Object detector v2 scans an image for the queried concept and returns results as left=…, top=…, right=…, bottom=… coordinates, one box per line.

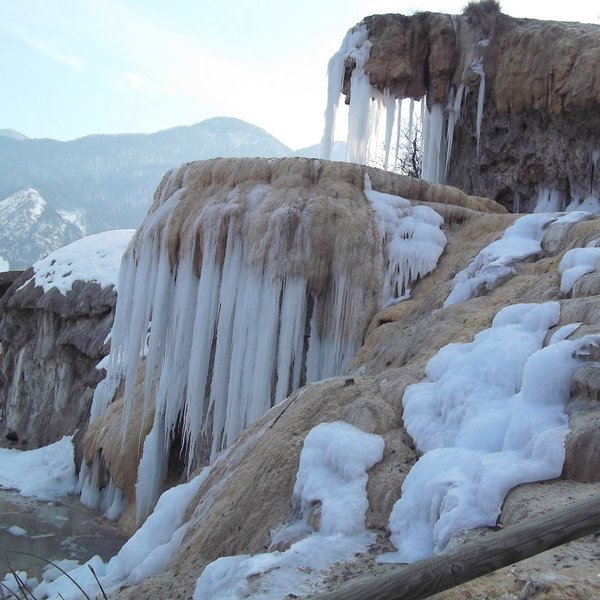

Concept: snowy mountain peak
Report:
left=0, top=128, right=29, bottom=141
left=0, top=188, right=46, bottom=219
left=0, top=188, right=82, bottom=270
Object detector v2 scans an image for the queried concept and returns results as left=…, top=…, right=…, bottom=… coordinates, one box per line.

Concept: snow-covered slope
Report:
left=0, top=188, right=82, bottom=270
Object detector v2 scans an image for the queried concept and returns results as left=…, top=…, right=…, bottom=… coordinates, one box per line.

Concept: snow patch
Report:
left=193, top=533, right=372, bottom=600
left=0, top=188, right=44, bottom=215
left=7, top=525, right=28, bottom=537
left=444, top=212, right=590, bottom=306
left=57, top=209, right=87, bottom=234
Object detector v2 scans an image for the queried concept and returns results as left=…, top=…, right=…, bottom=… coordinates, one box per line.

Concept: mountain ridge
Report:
left=0, top=117, right=297, bottom=234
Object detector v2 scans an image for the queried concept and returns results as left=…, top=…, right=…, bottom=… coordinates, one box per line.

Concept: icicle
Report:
left=135, top=419, right=169, bottom=525
left=421, top=104, right=445, bottom=184
left=407, top=99, right=415, bottom=149
left=444, top=84, right=465, bottom=180
left=322, top=23, right=412, bottom=167
left=345, top=69, right=374, bottom=164
left=182, top=230, right=224, bottom=468
left=565, top=194, right=600, bottom=214
left=393, top=99, right=403, bottom=172
left=477, top=75, right=485, bottom=155
left=321, top=24, right=370, bottom=161
left=419, top=100, right=427, bottom=166
left=382, top=90, right=396, bottom=171
left=514, top=192, right=521, bottom=214
left=470, top=58, right=486, bottom=155
left=533, top=187, right=566, bottom=213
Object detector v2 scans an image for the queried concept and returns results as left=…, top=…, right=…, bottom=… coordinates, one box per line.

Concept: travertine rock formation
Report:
left=81, top=157, right=502, bottom=524
left=107, top=177, right=600, bottom=599
left=5, top=157, right=600, bottom=598
left=341, top=5, right=600, bottom=211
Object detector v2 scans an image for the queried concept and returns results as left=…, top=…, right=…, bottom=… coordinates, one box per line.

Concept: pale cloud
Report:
left=2, top=23, right=85, bottom=71
left=120, top=73, right=176, bottom=96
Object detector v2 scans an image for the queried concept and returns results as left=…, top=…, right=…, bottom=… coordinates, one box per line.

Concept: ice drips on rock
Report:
left=381, top=302, right=598, bottom=563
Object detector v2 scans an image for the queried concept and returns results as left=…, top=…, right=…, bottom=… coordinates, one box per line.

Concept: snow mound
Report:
left=194, top=421, right=383, bottom=599
left=27, top=229, right=135, bottom=294
left=558, top=246, right=600, bottom=294
left=0, top=436, right=77, bottom=500
left=293, top=421, right=385, bottom=534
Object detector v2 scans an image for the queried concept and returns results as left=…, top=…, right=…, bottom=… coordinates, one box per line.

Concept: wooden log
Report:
left=314, top=495, right=600, bottom=600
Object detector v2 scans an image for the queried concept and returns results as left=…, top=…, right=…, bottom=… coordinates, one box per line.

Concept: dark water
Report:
left=0, top=490, right=128, bottom=580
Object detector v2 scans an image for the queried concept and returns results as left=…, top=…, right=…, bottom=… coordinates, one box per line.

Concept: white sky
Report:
left=1, top=1, right=598, bottom=149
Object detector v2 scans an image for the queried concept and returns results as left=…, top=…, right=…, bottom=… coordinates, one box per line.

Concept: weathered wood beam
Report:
left=315, top=495, right=600, bottom=600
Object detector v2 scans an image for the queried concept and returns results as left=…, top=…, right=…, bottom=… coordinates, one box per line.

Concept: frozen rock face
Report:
left=0, top=274, right=115, bottom=451
left=334, top=6, right=600, bottom=211
left=0, top=231, right=133, bottom=453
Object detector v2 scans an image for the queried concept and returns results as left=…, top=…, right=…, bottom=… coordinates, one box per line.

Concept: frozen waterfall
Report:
left=321, top=23, right=490, bottom=185
left=81, top=159, right=447, bottom=521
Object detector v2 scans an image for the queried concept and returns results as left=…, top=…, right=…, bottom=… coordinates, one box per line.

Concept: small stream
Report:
left=0, top=490, right=128, bottom=581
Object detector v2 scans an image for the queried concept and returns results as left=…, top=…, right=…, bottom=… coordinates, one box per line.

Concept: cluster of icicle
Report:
left=534, top=185, right=600, bottom=215
left=364, top=174, right=446, bottom=305
left=320, top=23, right=487, bottom=185
left=80, top=159, right=446, bottom=522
